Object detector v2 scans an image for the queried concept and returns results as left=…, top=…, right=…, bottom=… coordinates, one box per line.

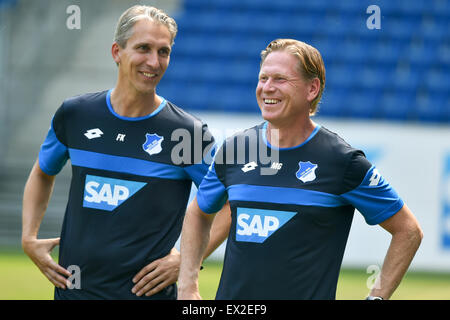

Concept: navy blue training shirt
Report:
left=197, top=122, right=404, bottom=300
left=39, top=89, right=215, bottom=299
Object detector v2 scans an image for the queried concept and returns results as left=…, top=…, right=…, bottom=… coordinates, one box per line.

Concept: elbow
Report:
left=408, top=224, right=424, bottom=248
left=417, top=226, right=424, bottom=245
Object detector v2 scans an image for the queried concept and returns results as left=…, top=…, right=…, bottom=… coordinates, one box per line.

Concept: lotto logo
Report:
left=241, top=161, right=258, bottom=173
left=83, top=175, right=146, bottom=211
left=236, top=208, right=297, bottom=243
left=84, top=128, right=103, bottom=139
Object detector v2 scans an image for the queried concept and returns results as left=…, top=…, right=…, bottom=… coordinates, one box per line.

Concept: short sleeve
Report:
left=183, top=123, right=216, bottom=188
left=38, top=106, right=69, bottom=175
left=340, top=152, right=404, bottom=225
left=196, top=146, right=228, bottom=214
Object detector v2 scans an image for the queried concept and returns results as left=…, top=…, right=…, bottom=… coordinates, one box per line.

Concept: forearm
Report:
left=22, top=160, right=55, bottom=244
left=370, top=228, right=422, bottom=299
left=178, top=199, right=214, bottom=295
left=202, top=201, right=231, bottom=261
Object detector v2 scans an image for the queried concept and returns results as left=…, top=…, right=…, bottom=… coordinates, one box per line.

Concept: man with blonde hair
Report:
left=22, top=5, right=228, bottom=300
left=178, top=39, right=423, bottom=300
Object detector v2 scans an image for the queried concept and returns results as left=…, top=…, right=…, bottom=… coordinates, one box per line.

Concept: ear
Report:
left=307, top=78, right=321, bottom=103
left=111, top=42, right=121, bottom=65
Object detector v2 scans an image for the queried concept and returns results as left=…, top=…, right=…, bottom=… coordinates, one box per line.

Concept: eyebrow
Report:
left=259, top=72, right=287, bottom=78
left=160, top=46, right=171, bottom=53
left=134, top=42, right=171, bottom=52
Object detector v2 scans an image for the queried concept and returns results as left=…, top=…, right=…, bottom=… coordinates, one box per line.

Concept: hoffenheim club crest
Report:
left=295, top=161, right=318, bottom=183
left=142, top=133, right=164, bottom=156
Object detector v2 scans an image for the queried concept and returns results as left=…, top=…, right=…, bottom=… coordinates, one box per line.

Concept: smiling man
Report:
left=22, top=5, right=229, bottom=300
left=178, top=39, right=423, bottom=300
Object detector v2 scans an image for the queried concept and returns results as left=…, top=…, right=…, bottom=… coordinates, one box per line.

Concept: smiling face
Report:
left=256, top=50, right=319, bottom=127
left=112, top=18, right=172, bottom=95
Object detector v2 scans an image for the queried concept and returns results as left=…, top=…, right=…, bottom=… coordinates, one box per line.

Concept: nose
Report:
left=146, top=51, right=160, bottom=70
left=262, top=78, right=276, bottom=93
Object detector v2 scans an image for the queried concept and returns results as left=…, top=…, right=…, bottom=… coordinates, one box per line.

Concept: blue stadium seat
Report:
left=407, top=39, right=437, bottom=66
left=0, top=0, right=17, bottom=8
left=227, top=60, right=259, bottom=84
left=169, top=0, right=449, bottom=123
left=213, top=85, right=258, bottom=112
left=396, top=0, right=427, bottom=14
left=365, top=39, right=404, bottom=64
left=326, top=63, right=357, bottom=89
left=359, top=65, right=387, bottom=90
left=183, top=0, right=215, bottom=10
left=186, top=35, right=252, bottom=59
left=383, top=18, right=418, bottom=41
left=317, top=12, right=357, bottom=37
left=256, top=13, right=290, bottom=35
left=334, top=0, right=365, bottom=13
left=391, top=64, right=421, bottom=91
left=282, top=13, right=321, bottom=36
left=173, top=34, right=206, bottom=56
left=318, top=88, right=347, bottom=117
left=162, top=58, right=193, bottom=80
left=414, top=93, right=447, bottom=123
left=379, top=92, right=414, bottom=120
left=344, top=90, right=379, bottom=119
left=425, top=68, right=450, bottom=93
left=437, top=41, right=450, bottom=65
left=292, top=0, right=334, bottom=12
left=189, top=83, right=218, bottom=110
left=419, top=16, right=449, bottom=41
left=333, top=38, right=369, bottom=63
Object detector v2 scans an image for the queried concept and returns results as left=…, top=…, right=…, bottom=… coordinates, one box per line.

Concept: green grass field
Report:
left=1, top=251, right=449, bottom=300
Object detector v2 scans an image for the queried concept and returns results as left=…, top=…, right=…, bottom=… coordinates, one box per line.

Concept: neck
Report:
left=266, top=117, right=316, bottom=149
left=110, top=83, right=160, bottom=118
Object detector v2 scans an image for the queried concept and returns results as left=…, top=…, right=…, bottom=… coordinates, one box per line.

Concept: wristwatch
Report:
left=365, top=296, right=384, bottom=300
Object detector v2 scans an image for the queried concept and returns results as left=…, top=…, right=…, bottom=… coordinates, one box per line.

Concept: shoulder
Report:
left=63, top=90, right=107, bottom=107
left=214, top=124, right=261, bottom=166
left=163, top=100, right=208, bottom=130
left=316, top=126, right=354, bottom=155
left=312, top=125, right=372, bottom=192
left=57, top=90, right=108, bottom=117
left=312, top=125, right=368, bottom=166
left=52, top=90, right=107, bottom=127
left=223, top=124, right=261, bottom=146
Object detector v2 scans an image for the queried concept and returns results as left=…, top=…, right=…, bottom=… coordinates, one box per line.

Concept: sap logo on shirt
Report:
left=83, top=175, right=147, bottom=211
left=236, top=208, right=297, bottom=243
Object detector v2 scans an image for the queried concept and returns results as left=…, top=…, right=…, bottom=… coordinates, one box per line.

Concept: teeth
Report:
left=142, top=72, right=156, bottom=78
left=264, top=99, right=280, bottom=104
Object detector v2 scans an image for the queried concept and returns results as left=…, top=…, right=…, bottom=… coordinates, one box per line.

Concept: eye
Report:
left=137, top=44, right=149, bottom=52
left=158, top=48, right=170, bottom=57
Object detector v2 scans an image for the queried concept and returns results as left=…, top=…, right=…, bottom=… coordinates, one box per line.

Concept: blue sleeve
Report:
left=196, top=162, right=228, bottom=214
left=341, top=165, right=404, bottom=225
left=183, top=125, right=216, bottom=188
left=184, top=162, right=211, bottom=188
left=38, top=117, right=69, bottom=175
left=184, top=141, right=217, bottom=188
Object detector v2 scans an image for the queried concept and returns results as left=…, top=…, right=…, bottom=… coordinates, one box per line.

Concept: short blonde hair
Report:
left=260, top=39, right=326, bottom=115
left=114, top=5, right=178, bottom=48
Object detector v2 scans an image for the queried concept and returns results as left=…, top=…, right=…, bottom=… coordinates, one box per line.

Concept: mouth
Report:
left=140, top=71, right=158, bottom=79
left=263, top=98, right=281, bottom=105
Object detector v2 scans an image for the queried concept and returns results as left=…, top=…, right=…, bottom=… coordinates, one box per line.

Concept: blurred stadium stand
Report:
left=0, top=0, right=448, bottom=249
left=158, top=0, right=449, bottom=122
left=0, top=0, right=180, bottom=247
